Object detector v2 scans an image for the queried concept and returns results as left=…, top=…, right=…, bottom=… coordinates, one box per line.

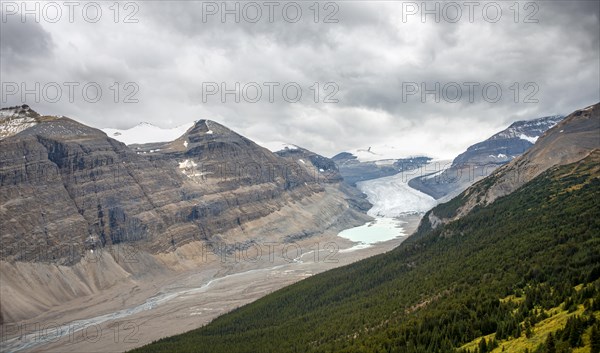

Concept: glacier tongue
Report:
left=357, top=171, right=438, bottom=218
left=337, top=164, right=438, bottom=247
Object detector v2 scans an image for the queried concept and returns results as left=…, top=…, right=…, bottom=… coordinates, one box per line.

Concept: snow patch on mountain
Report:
left=102, top=122, right=194, bottom=145
left=374, top=159, right=396, bottom=166
left=178, top=159, right=208, bottom=178
left=178, top=159, right=197, bottom=169
left=519, top=134, right=538, bottom=144
left=0, top=105, right=41, bottom=139
left=0, top=117, right=38, bottom=139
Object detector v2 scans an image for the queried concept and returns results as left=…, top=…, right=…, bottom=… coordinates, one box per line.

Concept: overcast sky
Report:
left=1, top=1, right=599, bottom=158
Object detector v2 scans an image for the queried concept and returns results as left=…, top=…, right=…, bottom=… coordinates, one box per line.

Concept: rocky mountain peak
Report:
left=0, top=105, right=45, bottom=139
left=186, top=119, right=223, bottom=137
left=166, top=119, right=264, bottom=158
left=490, top=114, right=564, bottom=142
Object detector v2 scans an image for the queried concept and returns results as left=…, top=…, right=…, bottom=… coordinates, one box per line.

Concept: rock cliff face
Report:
left=275, top=144, right=343, bottom=183
left=274, top=145, right=373, bottom=214
left=0, top=111, right=371, bottom=323
left=0, top=113, right=367, bottom=265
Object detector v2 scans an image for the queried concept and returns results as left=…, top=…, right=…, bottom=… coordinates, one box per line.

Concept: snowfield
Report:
left=256, top=141, right=299, bottom=152
left=345, top=144, right=411, bottom=163
left=102, top=122, right=194, bottom=145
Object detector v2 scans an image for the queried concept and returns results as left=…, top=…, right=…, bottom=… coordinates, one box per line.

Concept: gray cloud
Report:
left=0, top=14, right=53, bottom=69
left=0, top=0, right=598, bottom=158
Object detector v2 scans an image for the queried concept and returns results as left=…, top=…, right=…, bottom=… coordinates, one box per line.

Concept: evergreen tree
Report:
left=567, top=317, right=583, bottom=347
left=591, top=324, right=600, bottom=353
left=478, top=338, right=487, bottom=353
left=525, top=319, right=533, bottom=338
left=546, top=332, right=556, bottom=353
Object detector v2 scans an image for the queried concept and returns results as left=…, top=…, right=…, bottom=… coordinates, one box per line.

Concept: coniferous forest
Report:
left=132, top=152, right=600, bottom=353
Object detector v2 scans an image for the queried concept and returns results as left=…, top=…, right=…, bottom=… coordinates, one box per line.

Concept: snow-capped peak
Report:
left=491, top=115, right=564, bottom=143
left=102, top=121, right=195, bottom=145
left=256, top=141, right=299, bottom=152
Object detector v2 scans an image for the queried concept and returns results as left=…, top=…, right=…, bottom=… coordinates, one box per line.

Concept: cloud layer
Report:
left=1, top=1, right=598, bottom=158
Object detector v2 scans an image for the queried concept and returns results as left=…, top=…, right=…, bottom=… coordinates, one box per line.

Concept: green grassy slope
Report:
left=132, top=152, right=600, bottom=353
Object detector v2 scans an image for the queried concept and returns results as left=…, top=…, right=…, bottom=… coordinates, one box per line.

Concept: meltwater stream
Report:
left=2, top=265, right=289, bottom=353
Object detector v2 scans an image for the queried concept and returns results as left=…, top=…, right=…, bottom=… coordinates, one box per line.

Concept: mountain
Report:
left=0, top=110, right=369, bottom=324
left=453, top=114, right=564, bottom=165
left=131, top=103, right=599, bottom=353
left=409, top=114, right=564, bottom=200
left=332, top=152, right=431, bottom=186
left=257, top=141, right=432, bottom=192
left=274, top=145, right=373, bottom=214
left=429, top=103, right=599, bottom=225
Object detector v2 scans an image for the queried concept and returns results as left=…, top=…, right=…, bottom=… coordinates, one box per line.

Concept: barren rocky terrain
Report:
left=1, top=214, right=422, bottom=353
